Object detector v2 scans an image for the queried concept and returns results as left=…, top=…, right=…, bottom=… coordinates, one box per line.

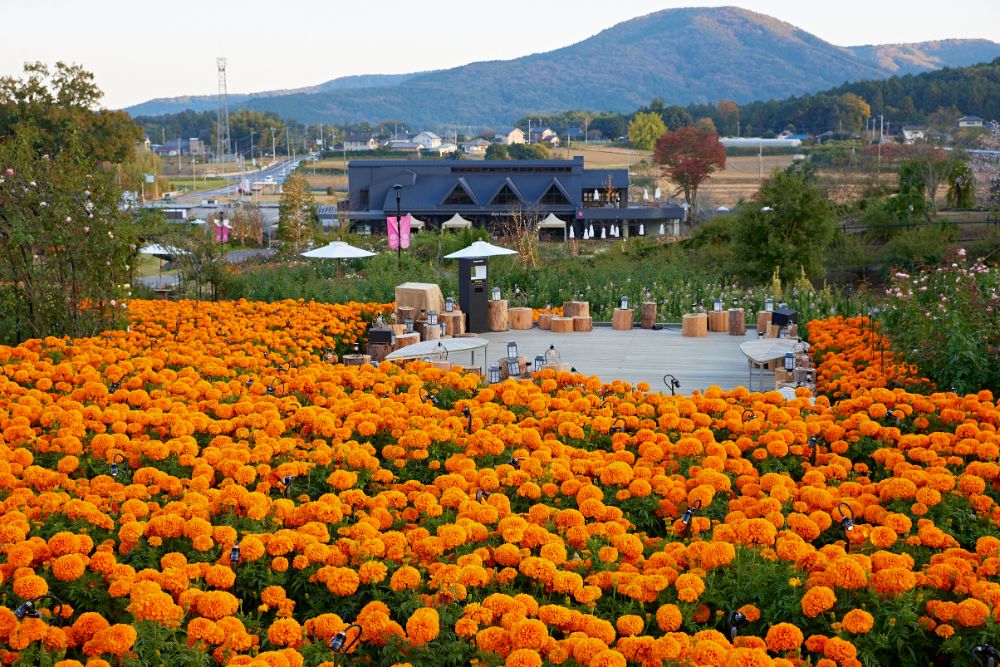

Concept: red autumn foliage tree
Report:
left=654, top=127, right=726, bottom=219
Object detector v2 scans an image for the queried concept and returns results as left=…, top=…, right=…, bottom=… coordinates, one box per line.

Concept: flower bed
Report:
left=0, top=302, right=997, bottom=667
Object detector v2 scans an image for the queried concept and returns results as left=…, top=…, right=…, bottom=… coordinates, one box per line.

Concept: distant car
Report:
left=265, top=176, right=274, bottom=182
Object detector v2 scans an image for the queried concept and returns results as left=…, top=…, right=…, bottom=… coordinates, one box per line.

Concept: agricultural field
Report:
left=0, top=298, right=997, bottom=667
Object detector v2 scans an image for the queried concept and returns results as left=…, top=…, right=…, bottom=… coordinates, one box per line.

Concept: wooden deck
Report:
left=478, top=324, right=770, bottom=392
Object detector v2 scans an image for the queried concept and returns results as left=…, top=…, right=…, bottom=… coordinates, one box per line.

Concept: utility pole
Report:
left=271, top=128, right=276, bottom=166
left=249, top=130, right=257, bottom=168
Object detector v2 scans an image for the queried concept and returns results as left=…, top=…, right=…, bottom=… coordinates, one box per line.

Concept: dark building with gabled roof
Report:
left=345, top=156, right=684, bottom=238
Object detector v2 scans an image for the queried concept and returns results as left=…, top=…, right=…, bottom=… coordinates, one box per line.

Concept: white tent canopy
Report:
left=537, top=213, right=568, bottom=241
left=444, top=240, right=517, bottom=259
left=301, top=241, right=376, bottom=259
left=409, top=216, right=426, bottom=230
left=441, top=213, right=473, bottom=230
left=139, top=243, right=190, bottom=258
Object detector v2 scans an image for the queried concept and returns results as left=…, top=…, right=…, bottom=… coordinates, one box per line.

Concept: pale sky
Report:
left=2, top=0, right=998, bottom=109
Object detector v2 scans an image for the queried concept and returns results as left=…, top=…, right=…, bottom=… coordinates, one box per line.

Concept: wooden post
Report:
left=488, top=299, right=509, bottom=332
left=396, top=306, right=416, bottom=324
left=563, top=301, right=589, bottom=318
left=366, top=343, right=393, bottom=363
left=509, top=307, right=533, bottom=330
left=640, top=302, right=657, bottom=329
left=611, top=308, right=634, bottom=331
left=682, top=313, right=708, bottom=337
left=728, top=308, right=746, bottom=336
left=343, top=354, right=372, bottom=366
left=538, top=313, right=553, bottom=330
left=767, top=324, right=781, bottom=339
left=572, top=316, right=593, bottom=332
left=550, top=317, right=575, bottom=333
left=708, top=310, right=729, bottom=333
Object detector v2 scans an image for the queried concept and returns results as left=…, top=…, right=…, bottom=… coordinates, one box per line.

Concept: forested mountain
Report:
left=124, top=7, right=1000, bottom=127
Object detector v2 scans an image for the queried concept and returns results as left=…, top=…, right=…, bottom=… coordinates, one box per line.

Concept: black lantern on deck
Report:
left=621, top=295, right=629, bottom=310
left=445, top=297, right=455, bottom=313
left=487, top=365, right=501, bottom=384
left=427, top=310, right=439, bottom=326
left=506, top=341, right=518, bottom=360
left=491, top=287, right=501, bottom=301
left=664, top=374, right=681, bottom=396
left=533, top=355, right=545, bottom=372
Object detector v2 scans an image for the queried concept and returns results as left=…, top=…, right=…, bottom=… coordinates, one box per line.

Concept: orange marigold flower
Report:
left=765, top=622, right=804, bottom=652
left=954, top=599, right=989, bottom=627
left=406, top=607, right=439, bottom=646
left=801, top=586, right=837, bottom=618
left=505, top=648, right=542, bottom=667
left=13, top=574, right=48, bottom=600
left=267, top=618, right=304, bottom=648
left=52, top=553, right=87, bottom=582
left=841, top=609, right=874, bottom=634
left=656, top=604, right=683, bottom=632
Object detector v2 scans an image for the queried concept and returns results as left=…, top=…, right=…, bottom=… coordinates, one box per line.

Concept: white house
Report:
left=343, top=135, right=379, bottom=151
left=528, top=127, right=560, bottom=146
left=957, top=115, right=984, bottom=129
left=462, top=138, right=491, bottom=155
left=900, top=126, right=927, bottom=144
left=493, top=128, right=526, bottom=145
left=412, top=131, right=442, bottom=149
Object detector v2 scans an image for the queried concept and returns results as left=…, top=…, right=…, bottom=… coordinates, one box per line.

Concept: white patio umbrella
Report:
left=654, top=187, right=661, bottom=200
left=302, top=241, right=376, bottom=277
left=600, top=227, right=606, bottom=239
left=643, top=189, right=649, bottom=202
left=639, top=224, right=645, bottom=236
left=583, top=228, right=589, bottom=240
left=588, top=224, right=595, bottom=238
left=659, top=223, right=665, bottom=235
left=443, top=240, right=517, bottom=259
left=569, top=226, right=575, bottom=239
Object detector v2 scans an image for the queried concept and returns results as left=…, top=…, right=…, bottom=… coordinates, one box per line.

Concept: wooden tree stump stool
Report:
left=550, top=317, right=575, bottom=333
left=488, top=300, right=509, bottom=332
left=390, top=324, right=408, bottom=337
left=343, top=354, right=372, bottom=366
left=440, top=312, right=464, bottom=337
left=394, top=333, right=420, bottom=350
left=563, top=301, right=590, bottom=318
left=757, top=311, right=772, bottom=335
left=612, top=308, right=634, bottom=331
left=538, top=313, right=553, bottom=330
left=573, top=316, right=593, bottom=332
left=641, top=302, right=657, bottom=329
left=498, top=357, right=528, bottom=379
left=543, top=362, right=572, bottom=373
left=728, top=308, right=746, bottom=336
left=682, top=313, right=708, bottom=337
left=429, top=361, right=452, bottom=371
left=423, top=325, right=441, bottom=341
left=396, top=306, right=416, bottom=324
left=767, top=324, right=781, bottom=339
left=708, top=310, right=729, bottom=333
left=509, top=307, right=533, bottom=330
left=366, top=343, right=393, bottom=363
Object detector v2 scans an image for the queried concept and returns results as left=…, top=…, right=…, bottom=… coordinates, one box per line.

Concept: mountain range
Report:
left=124, top=6, right=1000, bottom=128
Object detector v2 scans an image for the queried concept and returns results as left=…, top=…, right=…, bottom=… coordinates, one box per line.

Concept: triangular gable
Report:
left=488, top=178, right=525, bottom=207
left=536, top=179, right=572, bottom=206
left=441, top=178, right=477, bottom=206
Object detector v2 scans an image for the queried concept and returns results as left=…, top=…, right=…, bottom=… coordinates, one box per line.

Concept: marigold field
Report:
left=0, top=299, right=998, bottom=667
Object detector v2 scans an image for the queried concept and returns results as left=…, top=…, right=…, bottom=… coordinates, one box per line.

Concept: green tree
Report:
left=485, top=143, right=508, bottom=160
left=278, top=170, right=317, bottom=254
left=0, top=128, right=139, bottom=342
left=0, top=62, right=141, bottom=162
left=732, top=169, right=837, bottom=283
left=628, top=112, right=667, bottom=150
left=508, top=144, right=548, bottom=160
left=227, top=110, right=286, bottom=160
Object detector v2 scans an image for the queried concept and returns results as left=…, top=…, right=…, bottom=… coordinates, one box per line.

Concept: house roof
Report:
left=958, top=115, right=984, bottom=122
left=344, top=134, right=376, bottom=143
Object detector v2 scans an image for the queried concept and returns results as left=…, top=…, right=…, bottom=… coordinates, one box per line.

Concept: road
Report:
left=167, top=158, right=303, bottom=203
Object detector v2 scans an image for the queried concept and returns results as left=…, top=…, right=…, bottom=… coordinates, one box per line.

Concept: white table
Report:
left=739, top=338, right=808, bottom=391
left=385, top=336, right=490, bottom=367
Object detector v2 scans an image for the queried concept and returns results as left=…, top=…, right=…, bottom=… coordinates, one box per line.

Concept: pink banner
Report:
left=386, top=215, right=412, bottom=250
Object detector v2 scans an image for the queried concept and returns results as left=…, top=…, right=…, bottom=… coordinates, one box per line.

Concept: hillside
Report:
left=125, top=6, right=1000, bottom=127
left=847, top=39, right=1000, bottom=74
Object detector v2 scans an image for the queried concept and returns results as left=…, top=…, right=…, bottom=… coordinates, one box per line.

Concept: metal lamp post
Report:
left=392, top=183, right=403, bottom=267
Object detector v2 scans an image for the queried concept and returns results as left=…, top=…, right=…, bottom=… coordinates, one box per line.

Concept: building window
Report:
left=443, top=183, right=476, bottom=206
left=539, top=183, right=571, bottom=206
left=490, top=183, right=522, bottom=207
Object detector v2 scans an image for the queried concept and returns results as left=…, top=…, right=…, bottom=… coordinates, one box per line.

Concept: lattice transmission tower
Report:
left=215, top=57, right=232, bottom=162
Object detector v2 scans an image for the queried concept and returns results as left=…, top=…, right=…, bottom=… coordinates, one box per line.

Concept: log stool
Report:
left=440, top=312, right=464, bottom=337
left=641, top=302, right=657, bottom=329
left=550, top=317, right=575, bottom=333
left=429, top=361, right=452, bottom=371
left=682, top=313, right=708, bottom=337
left=573, top=316, right=593, bottom=332
left=488, top=300, right=509, bottom=332
left=767, top=324, right=781, bottom=339
left=423, top=325, right=441, bottom=341
left=708, top=310, right=729, bottom=333
left=366, top=343, right=393, bottom=363
left=343, top=354, right=372, bottom=366
left=612, top=308, right=634, bottom=331
left=757, top=311, right=772, bottom=335
left=538, top=313, right=553, bottom=330
left=509, top=307, right=533, bottom=330
left=396, top=306, right=416, bottom=324
left=728, top=308, right=746, bottom=336
left=563, top=301, right=589, bottom=318
left=394, top=333, right=420, bottom=350
left=498, top=357, right=528, bottom=379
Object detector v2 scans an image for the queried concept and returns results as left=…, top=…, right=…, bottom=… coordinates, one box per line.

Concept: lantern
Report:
left=491, top=287, right=501, bottom=301
left=487, top=365, right=502, bottom=383
left=534, top=355, right=545, bottom=372
left=765, top=298, right=774, bottom=312
left=445, top=297, right=455, bottom=313
left=439, top=322, right=447, bottom=337
left=506, top=357, right=520, bottom=377
left=713, top=298, right=723, bottom=312
left=620, top=295, right=629, bottom=310
left=544, top=344, right=560, bottom=365
left=427, top=310, right=439, bottom=325
left=404, top=319, right=414, bottom=333
left=506, top=341, right=518, bottom=360
left=784, top=352, right=794, bottom=371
